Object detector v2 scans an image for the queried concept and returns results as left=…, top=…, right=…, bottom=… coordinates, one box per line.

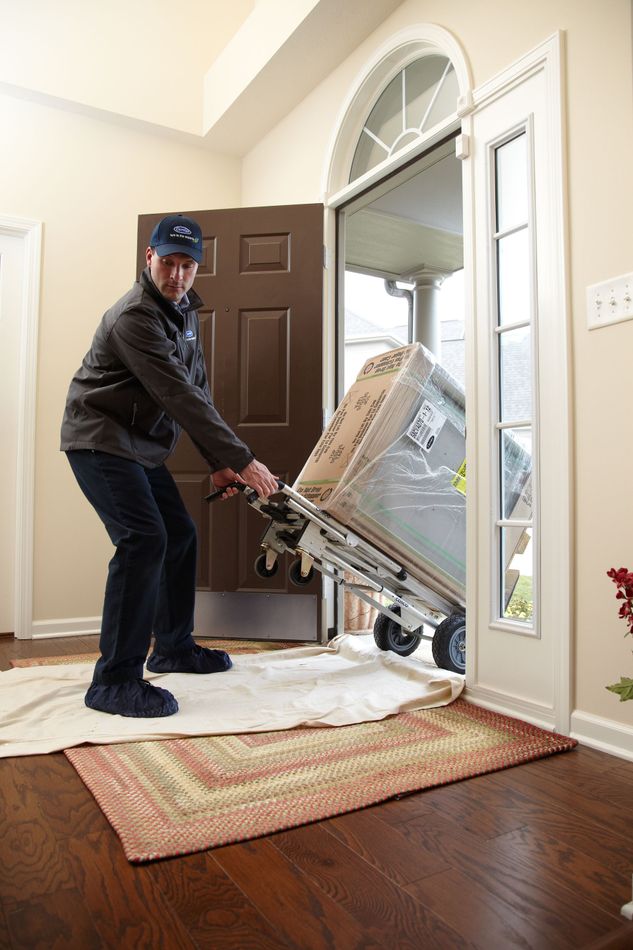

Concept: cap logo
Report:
left=173, top=225, right=192, bottom=235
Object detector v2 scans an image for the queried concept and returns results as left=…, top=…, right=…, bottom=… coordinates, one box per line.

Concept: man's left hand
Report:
left=211, top=468, right=242, bottom=500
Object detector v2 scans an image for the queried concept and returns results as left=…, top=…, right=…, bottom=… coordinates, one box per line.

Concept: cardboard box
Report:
left=295, top=342, right=532, bottom=608
left=294, top=343, right=469, bottom=603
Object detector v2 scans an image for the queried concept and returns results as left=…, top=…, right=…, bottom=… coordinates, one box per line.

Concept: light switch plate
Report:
left=587, top=272, right=633, bottom=330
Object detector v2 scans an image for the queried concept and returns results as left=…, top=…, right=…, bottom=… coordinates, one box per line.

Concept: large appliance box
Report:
left=294, top=343, right=472, bottom=603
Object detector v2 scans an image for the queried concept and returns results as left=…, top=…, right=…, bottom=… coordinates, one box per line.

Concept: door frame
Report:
left=321, top=25, right=472, bottom=644
left=0, top=214, right=42, bottom=639
left=321, top=29, right=571, bottom=731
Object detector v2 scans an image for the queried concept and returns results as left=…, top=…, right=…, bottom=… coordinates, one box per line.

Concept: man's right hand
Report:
left=238, top=459, right=279, bottom=499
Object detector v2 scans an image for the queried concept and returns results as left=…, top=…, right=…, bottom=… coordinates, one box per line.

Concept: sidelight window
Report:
left=492, top=130, right=536, bottom=630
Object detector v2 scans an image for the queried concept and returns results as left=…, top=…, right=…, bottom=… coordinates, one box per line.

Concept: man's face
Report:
left=146, top=248, right=198, bottom=303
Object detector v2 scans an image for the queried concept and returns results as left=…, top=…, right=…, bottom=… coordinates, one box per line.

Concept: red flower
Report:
left=607, top=567, right=633, bottom=635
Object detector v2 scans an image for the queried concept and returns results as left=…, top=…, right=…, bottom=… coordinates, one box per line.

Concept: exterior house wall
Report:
left=241, top=0, right=633, bottom=733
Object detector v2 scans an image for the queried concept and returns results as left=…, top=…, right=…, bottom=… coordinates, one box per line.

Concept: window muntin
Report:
left=493, top=130, right=535, bottom=630
left=349, top=55, right=458, bottom=183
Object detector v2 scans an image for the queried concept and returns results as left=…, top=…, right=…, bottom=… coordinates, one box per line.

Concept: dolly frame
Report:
left=207, top=481, right=466, bottom=671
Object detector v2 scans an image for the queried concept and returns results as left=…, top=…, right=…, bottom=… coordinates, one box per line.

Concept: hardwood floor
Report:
left=1, top=634, right=632, bottom=949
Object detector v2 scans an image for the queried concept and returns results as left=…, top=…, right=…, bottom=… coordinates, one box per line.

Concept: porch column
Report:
left=408, top=267, right=448, bottom=359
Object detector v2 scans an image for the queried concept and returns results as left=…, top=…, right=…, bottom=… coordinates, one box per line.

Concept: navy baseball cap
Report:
left=149, top=214, right=203, bottom=263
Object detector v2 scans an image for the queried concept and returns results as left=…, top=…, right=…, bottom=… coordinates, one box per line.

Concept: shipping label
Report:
left=407, top=400, right=447, bottom=453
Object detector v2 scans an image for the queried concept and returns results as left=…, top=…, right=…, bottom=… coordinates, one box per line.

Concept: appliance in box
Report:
left=295, top=343, right=531, bottom=606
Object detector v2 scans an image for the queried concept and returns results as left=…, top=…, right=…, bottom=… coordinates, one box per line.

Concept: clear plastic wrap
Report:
left=295, top=343, right=531, bottom=607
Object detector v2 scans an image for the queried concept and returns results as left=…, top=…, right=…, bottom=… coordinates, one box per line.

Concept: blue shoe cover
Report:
left=146, top=643, right=232, bottom=674
left=85, top=679, right=179, bottom=717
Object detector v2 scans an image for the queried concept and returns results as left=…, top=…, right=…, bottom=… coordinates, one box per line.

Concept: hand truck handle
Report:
left=205, top=479, right=286, bottom=503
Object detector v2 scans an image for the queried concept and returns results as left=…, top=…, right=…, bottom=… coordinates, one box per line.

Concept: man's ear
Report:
left=145, top=247, right=153, bottom=266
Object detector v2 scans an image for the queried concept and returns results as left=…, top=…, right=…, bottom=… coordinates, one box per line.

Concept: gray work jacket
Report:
left=60, top=268, right=254, bottom=472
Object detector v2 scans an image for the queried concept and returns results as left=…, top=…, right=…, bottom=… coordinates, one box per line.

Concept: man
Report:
left=61, top=214, right=278, bottom=718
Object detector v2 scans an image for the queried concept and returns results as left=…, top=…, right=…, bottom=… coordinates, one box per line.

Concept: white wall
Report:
left=0, top=0, right=255, bottom=134
left=241, top=0, right=633, bottom=735
left=0, top=91, right=241, bottom=624
left=3, top=0, right=633, bottom=742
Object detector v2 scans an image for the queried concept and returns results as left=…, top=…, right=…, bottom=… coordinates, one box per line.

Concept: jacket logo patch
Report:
left=184, top=329, right=196, bottom=341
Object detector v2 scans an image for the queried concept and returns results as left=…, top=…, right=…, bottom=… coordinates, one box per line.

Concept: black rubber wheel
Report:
left=373, top=605, right=421, bottom=657
left=288, top=558, right=315, bottom=586
left=254, top=552, right=279, bottom=579
left=432, top=613, right=466, bottom=674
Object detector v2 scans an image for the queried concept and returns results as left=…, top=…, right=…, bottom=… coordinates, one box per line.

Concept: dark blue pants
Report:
left=66, top=450, right=197, bottom=684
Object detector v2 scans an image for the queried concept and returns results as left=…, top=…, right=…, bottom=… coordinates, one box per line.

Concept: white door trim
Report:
left=322, top=28, right=571, bottom=732
left=0, top=215, right=42, bottom=639
left=322, top=23, right=473, bottom=203
left=463, top=32, right=572, bottom=733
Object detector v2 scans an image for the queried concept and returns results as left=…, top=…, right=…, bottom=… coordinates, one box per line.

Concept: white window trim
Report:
left=489, top=118, right=538, bottom=637
left=322, top=24, right=474, bottom=202
left=463, top=32, right=571, bottom=732
left=322, top=26, right=571, bottom=732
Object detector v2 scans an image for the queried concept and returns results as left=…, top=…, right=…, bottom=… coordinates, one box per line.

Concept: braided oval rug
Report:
left=64, top=693, right=576, bottom=863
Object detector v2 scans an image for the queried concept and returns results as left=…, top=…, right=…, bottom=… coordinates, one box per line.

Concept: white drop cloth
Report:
left=0, top=634, right=464, bottom=758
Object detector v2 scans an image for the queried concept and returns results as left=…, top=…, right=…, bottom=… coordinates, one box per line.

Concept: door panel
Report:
left=137, top=204, right=323, bottom=638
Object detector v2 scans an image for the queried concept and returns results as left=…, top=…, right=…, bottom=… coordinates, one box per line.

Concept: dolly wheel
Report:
left=254, top=553, right=279, bottom=579
left=373, top=606, right=421, bottom=657
left=432, top=614, right=466, bottom=674
left=289, top=558, right=315, bottom=586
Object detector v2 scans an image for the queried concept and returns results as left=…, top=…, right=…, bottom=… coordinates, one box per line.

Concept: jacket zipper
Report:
left=131, top=402, right=137, bottom=426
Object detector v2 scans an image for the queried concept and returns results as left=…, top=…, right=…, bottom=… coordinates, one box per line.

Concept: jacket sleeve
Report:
left=108, top=305, right=254, bottom=472
left=193, top=331, right=212, bottom=400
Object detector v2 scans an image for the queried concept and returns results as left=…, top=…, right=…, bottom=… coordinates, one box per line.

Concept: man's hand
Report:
left=211, top=468, right=242, bottom=501
left=238, top=459, right=279, bottom=499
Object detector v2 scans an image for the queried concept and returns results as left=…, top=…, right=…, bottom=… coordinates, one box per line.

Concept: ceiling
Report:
left=346, top=151, right=464, bottom=279
left=0, top=0, right=405, bottom=156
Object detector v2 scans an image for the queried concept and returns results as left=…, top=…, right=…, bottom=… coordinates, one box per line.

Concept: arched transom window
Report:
left=349, top=54, right=459, bottom=183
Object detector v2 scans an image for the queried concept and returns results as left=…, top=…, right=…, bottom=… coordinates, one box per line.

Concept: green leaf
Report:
left=606, top=677, right=633, bottom=701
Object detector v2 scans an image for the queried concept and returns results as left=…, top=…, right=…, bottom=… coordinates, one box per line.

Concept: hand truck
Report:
left=207, top=481, right=466, bottom=674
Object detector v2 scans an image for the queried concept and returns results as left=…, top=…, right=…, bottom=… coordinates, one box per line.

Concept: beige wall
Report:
left=0, top=91, right=241, bottom=621
left=3, top=0, right=633, bottom=736
left=241, top=0, right=633, bottom=728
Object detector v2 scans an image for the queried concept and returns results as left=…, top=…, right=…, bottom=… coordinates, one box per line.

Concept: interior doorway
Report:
left=0, top=232, right=24, bottom=634
left=338, top=135, right=464, bottom=394
left=137, top=203, right=324, bottom=642
left=335, top=135, right=465, bottom=645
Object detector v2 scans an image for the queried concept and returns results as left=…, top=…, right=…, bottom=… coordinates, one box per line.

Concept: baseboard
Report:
left=464, top=684, right=556, bottom=731
left=570, top=710, right=633, bottom=762
left=31, top=617, right=101, bottom=639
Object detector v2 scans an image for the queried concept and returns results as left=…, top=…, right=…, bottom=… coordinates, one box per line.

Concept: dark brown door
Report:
left=137, top=204, right=323, bottom=640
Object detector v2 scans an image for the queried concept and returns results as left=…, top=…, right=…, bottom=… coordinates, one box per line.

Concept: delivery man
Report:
left=61, top=214, right=278, bottom=718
